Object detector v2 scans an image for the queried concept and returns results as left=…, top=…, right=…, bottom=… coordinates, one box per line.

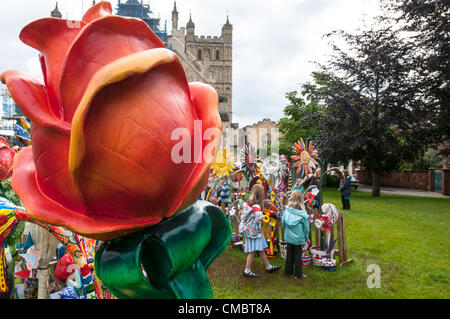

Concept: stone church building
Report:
left=50, top=1, right=235, bottom=130
left=167, top=2, right=234, bottom=130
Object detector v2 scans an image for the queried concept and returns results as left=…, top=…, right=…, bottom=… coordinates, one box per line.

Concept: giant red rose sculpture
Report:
left=1, top=2, right=222, bottom=241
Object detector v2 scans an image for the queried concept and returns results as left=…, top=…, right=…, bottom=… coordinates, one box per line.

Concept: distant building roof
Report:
left=186, top=14, right=195, bottom=28
left=224, top=15, right=232, bottom=27
left=51, top=2, right=62, bottom=18
left=243, top=119, right=279, bottom=130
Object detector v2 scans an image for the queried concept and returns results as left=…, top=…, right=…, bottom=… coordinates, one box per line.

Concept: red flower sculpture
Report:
left=0, top=137, right=15, bottom=181
left=305, top=192, right=315, bottom=205
left=291, top=138, right=319, bottom=177
left=1, top=2, right=222, bottom=240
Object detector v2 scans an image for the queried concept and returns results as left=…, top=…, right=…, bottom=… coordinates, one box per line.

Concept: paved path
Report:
left=356, top=184, right=449, bottom=198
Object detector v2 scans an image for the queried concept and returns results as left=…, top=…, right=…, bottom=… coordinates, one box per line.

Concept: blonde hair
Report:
left=288, top=190, right=305, bottom=210
left=248, top=184, right=264, bottom=209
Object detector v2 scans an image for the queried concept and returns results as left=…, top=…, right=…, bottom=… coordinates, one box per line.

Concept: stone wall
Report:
left=356, top=170, right=430, bottom=190
left=443, top=169, right=450, bottom=196
left=440, top=141, right=450, bottom=169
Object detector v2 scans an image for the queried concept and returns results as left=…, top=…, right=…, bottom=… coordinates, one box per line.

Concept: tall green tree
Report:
left=381, top=0, right=450, bottom=157
left=278, top=90, right=322, bottom=158
left=305, top=25, right=432, bottom=196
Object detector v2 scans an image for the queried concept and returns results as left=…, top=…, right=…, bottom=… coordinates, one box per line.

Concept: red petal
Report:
left=82, top=1, right=112, bottom=24
left=0, top=71, right=69, bottom=133
left=188, top=82, right=221, bottom=163
left=11, top=147, right=150, bottom=240
left=70, top=49, right=196, bottom=225
left=170, top=83, right=222, bottom=214
left=60, top=16, right=164, bottom=123
left=19, top=18, right=86, bottom=119
left=30, top=123, right=84, bottom=213
left=1, top=70, right=78, bottom=211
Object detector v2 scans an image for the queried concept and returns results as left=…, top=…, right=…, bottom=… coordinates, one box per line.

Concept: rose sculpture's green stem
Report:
left=94, top=200, right=231, bottom=299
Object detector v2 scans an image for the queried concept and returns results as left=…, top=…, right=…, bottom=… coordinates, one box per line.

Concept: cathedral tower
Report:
left=185, top=14, right=195, bottom=42
left=168, top=6, right=234, bottom=129
left=171, top=1, right=178, bottom=31
left=50, top=2, right=62, bottom=18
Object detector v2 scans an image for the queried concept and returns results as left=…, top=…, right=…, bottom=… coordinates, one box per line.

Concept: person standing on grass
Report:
left=281, top=190, right=310, bottom=279
left=339, top=170, right=352, bottom=210
left=239, top=184, right=281, bottom=278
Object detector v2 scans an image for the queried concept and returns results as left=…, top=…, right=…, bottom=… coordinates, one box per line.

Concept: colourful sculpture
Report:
left=211, top=148, right=236, bottom=178
left=241, top=144, right=259, bottom=178
left=15, top=117, right=32, bottom=147
left=1, top=1, right=230, bottom=298
left=95, top=201, right=231, bottom=299
left=291, top=138, right=319, bottom=178
left=262, top=200, right=280, bottom=259
left=0, top=137, right=15, bottom=181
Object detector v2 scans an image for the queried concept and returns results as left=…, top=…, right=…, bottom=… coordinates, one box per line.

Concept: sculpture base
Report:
left=94, top=200, right=231, bottom=299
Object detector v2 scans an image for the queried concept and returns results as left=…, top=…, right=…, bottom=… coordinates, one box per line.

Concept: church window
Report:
left=216, top=50, right=220, bottom=60
left=198, top=49, right=202, bottom=60
left=266, top=133, right=271, bottom=145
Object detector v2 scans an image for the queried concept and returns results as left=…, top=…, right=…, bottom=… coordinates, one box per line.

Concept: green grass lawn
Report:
left=206, top=188, right=450, bottom=299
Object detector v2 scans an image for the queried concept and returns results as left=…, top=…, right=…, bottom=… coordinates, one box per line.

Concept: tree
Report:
left=399, top=147, right=443, bottom=171
left=305, top=25, right=433, bottom=196
left=381, top=0, right=450, bottom=156
left=278, top=90, right=322, bottom=158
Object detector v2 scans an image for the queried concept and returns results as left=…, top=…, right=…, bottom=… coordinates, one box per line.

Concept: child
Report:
left=239, top=184, right=281, bottom=278
left=281, top=190, right=310, bottom=279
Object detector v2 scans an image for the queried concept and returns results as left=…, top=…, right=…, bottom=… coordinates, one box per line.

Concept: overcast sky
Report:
left=0, top=0, right=381, bottom=127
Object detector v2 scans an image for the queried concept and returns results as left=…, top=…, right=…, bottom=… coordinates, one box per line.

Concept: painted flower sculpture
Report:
left=291, top=138, right=319, bottom=178
left=275, top=155, right=290, bottom=193
left=241, top=144, right=259, bottom=178
left=1, top=2, right=222, bottom=241
left=260, top=154, right=290, bottom=191
left=260, top=154, right=280, bottom=183
left=211, top=148, right=236, bottom=178
left=280, top=155, right=290, bottom=169
left=1, top=2, right=231, bottom=299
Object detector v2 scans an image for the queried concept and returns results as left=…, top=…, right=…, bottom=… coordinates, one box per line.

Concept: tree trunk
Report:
left=371, top=170, right=381, bottom=197
left=37, top=268, right=48, bottom=299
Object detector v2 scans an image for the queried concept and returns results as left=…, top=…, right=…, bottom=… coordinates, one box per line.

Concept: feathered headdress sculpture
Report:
left=291, top=138, right=319, bottom=178
left=241, top=144, right=258, bottom=178
left=211, top=148, right=236, bottom=178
